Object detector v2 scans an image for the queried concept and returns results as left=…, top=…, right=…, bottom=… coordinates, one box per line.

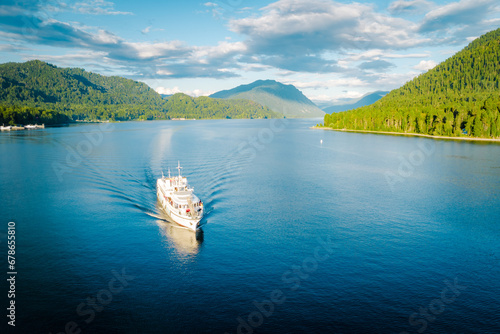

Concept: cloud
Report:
left=119, top=41, right=189, bottom=60
left=419, top=0, right=497, bottom=33
left=204, top=2, right=222, bottom=18
left=155, top=86, right=214, bottom=97
left=72, top=0, right=133, bottom=15
left=226, top=0, right=429, bottom=73
left=343, top=49, right=430, bottom=62
left=0, top=44, right=29, bottom=52
left=388, top=0, right=433, bottom=15
left=287, top=78, right=370, bottom=90
left=358, top=60, right=395, bottom=71
left=310, top=91, right=364, bottom=102
left=1, top=0, right=498, bottom=83
left=0, top=4, right=242, bottom=79
left=372, top=71, right=420, bottom=87
left=155, top=86, right=182, bottom=95
left=230, top=0, right=425, bottom=55
left=413, top=59, right=437, bottom=71
left=191, top=41, right=247, bottom=63
left=148, top=63, right=240, bottom=79
left=241, top=54, right=342, bottom=73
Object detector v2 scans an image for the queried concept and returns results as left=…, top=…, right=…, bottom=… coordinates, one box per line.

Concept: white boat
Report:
left=25, top=124, right=44, bottom=129
left=1, top=125, right=12, bottom=131
left=156, top=162, right=204, bottom=231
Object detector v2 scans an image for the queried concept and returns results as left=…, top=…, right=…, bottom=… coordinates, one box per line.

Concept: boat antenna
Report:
left=177, top=161, right=182, bottom=177
left=161, top=170, right=164, bottom=178
left=168, top=168, right=171, bottom=178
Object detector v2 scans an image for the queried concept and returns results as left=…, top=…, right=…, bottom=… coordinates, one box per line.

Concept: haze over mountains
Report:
left=210, top=80, right=325, bottom=118
left=320, top=91, right=389, bottom=113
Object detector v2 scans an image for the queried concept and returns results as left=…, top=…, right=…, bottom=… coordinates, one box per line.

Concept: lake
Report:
left=1, top=118, right=499, bottom=333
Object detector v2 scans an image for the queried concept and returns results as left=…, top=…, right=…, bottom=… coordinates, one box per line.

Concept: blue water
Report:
left=1, top=119, right=499, bottom=333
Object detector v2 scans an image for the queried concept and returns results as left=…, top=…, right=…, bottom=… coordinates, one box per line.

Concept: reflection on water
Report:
left=156, top=220, right=203, bottom=256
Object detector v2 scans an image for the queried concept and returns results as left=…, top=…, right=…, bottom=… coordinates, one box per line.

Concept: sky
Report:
left=0, top=0, right=499, bottom=104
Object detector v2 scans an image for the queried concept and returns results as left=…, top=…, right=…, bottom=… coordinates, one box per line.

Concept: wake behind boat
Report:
left=156, top=162, right=204, bottom=231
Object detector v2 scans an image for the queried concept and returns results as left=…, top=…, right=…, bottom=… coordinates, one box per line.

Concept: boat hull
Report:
left=157, top=187, right=201, bottom=231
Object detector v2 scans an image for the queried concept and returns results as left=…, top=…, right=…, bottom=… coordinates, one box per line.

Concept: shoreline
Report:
left=311, top=126, right=500, bottom=143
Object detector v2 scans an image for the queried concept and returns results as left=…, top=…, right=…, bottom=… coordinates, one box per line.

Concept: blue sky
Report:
left=0, top=0, right=499, bottom=103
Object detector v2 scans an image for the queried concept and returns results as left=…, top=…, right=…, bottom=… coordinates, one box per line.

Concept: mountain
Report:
left=162, top=93, right=282, bottom=119
left=210, top=79, right=324, bottom=118
left=324, top=28, right=500, bottom=138
left=322, top=91, right=388, bottom=113
left=0, top=60, right=280, bottom=124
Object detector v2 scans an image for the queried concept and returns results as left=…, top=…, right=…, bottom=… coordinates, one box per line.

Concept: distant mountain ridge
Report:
left=210, top=80, right=324, bottom=118
left=324, top=27, right=500, bottom=138
left=0, top=60, right=281, bottom=123
left=322, top=91, right=388, bottom=113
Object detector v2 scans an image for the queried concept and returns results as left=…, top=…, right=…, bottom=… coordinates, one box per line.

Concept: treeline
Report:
left=0, top=60, right=281, bottom=124
left=163, top=94, right=282, bottom=119
left=0, top=105, right=71, bottom=126
left=324, top=28, right=500, bottom=138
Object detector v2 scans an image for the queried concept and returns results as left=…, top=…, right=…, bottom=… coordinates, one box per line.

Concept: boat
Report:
left=25, top=124, right=44, bottom=129
left=156, top=162, right=204, bottom=231
left=1, top=125, right=12, bottom=131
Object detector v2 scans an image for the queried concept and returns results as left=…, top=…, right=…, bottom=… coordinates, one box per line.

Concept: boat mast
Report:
left=168, top=168, right=171, bottom=178
left=177, top=161, right=182, bottom=178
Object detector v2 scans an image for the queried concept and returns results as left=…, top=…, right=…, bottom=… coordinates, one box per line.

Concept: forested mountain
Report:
left=210, top=80, right=324, bottom=117
left=324, top=28, right=500, bottom=138
left=322, top=91, right=388, bottom=113
left=0, top=60, right=280, bottom=124
left=163, top=93, right=281, bottom=119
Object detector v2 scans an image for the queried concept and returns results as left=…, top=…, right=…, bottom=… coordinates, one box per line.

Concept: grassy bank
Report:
left=311, top=126, right=500, bottom=143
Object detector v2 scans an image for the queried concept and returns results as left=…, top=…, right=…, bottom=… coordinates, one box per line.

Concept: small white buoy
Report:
left=320, top=139, right=323, bottom=145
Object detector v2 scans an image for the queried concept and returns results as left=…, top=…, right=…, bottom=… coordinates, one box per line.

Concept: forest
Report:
left=0, top=60, right=281, bottom=125
left=323, top=28, right=500, bottom=138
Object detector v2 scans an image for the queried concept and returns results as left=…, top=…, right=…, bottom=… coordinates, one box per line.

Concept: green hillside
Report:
left=0, top=60, right=281, bottom=124
left=162, top=93, right=282, bottom=119
left=323, top=28, right=500, bottom=138
left=210, top=80, right=325, bottom=118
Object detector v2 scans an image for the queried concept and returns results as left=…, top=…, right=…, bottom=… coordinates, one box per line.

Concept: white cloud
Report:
left=192, top=41, right=247, bottom=61
left=72, top=0, right=133, bottom=15
left=155, top=86, right=214, bottom=97
left=93, top=29, right=121, bottom=44
left=156, top=86, right=182, bottom=95
left=191, top=89, right=215, bottom=97
left=373, top=71, right=420, bottom=87
left=2, top=0, right=496, bottom=85
left=388, top=0, right=433, bottom=14
left=124, top=41, right=188, bottom=59
left=156, top=69, right=173, bottom=76
left=310, top=91, right=364, bottom=102
left=419, top=0, right=496, bottom=33
left=413, top=59, right=437, bottom=71
left=285, top=78, right=370, bottom=90
left=343, top=50, right=431, bottom=62
left=230, top=0, right=426, bottom=54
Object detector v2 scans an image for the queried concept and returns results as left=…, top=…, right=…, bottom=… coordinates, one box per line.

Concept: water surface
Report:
left=1, top=119, right=499, bottom=333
